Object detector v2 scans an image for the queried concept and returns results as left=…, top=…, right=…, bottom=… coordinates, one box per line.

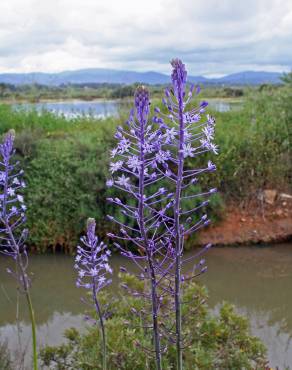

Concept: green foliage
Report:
left=0, top=84, right=290, bottom=251
left=110, top=85, right=136, bottom=99
left=280, top=70, right=292, bottom=85
left=39, top=277, right=267, bottom=369
left=204, top=87, right=291, bottom=199
left=22, top=119, right=117, bottom=251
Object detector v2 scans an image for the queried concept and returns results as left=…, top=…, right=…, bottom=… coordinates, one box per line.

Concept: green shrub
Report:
left=22, top=121, right=117, bottom=252
left=40, top=277, right=267, bottom=370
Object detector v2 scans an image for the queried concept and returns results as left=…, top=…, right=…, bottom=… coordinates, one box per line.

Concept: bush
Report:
left=22, top=120, right=117, bottom=252
left=40, top=277, right=267, bottom=369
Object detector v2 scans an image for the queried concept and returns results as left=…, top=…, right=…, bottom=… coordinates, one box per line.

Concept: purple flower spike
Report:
left=75, top=218, right=112, bottom=292
left=75, top=218, right=112, bottom=370
left=0, top=130, right=29, bottom=285
left=107, top=86, right=178, bottom=369
left=154, top=59, right=218, bottom=369
left=0, top=130, right=38, bottom=370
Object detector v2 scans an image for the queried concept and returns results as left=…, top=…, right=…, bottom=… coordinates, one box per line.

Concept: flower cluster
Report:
left=0, top=130, right=29, bottom=288
left=155, top=59, right=218, bottom=236
left=0, top=130, right=38, bottom=370
left=75, top=218, right=112, bottom=292
left=75, top=218, right=112, bottom=370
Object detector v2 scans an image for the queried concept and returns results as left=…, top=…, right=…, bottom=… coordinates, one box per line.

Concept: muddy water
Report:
left=0, top=244, right=291, bottom=368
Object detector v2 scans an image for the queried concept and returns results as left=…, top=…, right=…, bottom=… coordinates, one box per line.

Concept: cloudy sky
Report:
left=0, top=0, right=291, bottom=76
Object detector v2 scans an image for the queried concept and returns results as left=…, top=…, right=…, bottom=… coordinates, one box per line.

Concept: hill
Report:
left=0, top=69, right=283, bottom=86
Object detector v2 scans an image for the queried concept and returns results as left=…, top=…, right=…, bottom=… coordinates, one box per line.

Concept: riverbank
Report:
left=198, top=197, right=292, bottom=246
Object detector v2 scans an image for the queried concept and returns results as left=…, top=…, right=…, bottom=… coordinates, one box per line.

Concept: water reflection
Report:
left=0, top=244, right=291, bottom=368
left=0, top=313, right=85, bottom=369
left=13, top=100, right=121, bottom=119
left=12, top=98, right=242, bottom=119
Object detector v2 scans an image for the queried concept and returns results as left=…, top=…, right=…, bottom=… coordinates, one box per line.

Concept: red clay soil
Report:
left=197, top=200, right=292, bottom=246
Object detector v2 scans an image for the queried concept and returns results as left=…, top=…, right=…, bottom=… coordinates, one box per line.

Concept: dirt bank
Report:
left=198, top=197, right=292, bottom=246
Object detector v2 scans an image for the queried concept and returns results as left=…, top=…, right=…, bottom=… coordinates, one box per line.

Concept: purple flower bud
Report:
left=106, top=179, right=114, bottom=187
left=86, top=218, right=96, bottom=243
left=200, top=101, right=208, bottom=108
left=171, top=59, right=187, bottom=99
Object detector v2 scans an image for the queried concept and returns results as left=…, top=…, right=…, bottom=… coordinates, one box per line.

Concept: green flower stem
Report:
left=25, top=290, right=38, bottom=370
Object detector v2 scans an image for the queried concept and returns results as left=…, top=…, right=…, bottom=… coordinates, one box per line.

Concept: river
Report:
left=0, top=244, right=291, bottom=368
left=12, top=98, right=242, bottom=119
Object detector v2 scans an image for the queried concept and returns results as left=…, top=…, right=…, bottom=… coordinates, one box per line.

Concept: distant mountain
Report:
left=214, top=71, right=282, bottom=85
left=0, top=68, right=283, bottom=86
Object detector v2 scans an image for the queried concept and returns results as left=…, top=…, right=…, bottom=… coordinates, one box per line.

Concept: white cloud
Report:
left=0, top=0, right=291, bottom=75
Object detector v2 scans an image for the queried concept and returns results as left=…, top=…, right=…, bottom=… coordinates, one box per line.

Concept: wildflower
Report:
left=110, top=147, right=118, bottom=158
left=154, top=59, right=218, bottom=369
left=116, top=174, right=131, bottom=188
left=106, top=179, right=114, bottom=187
left=74, top=218, right=112, bottom=370
left=182, top=143, right=195, bottom=158
left=7, top=187, right=15, bottom=196
left=208, top=161, right=216, bottom=172
left=127, top=155, right=141, bottom=173
left=0, top=130, right=38, bottom=370
left=108, top=62, right=218, bottom=369
left=155, top=149, right=171, bottom=163
left=118, top=137, right=131, bottom=153
left=107, top=86, right=174, bottom=369
left=17, top=194, right=24, bottom=203
left=165, top=127, right=177, bottom=142
left=109, top=160, right=123, bottom=173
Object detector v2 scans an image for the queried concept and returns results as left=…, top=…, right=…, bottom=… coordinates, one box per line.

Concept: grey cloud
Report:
left=0, top=0, right=291, bottom=74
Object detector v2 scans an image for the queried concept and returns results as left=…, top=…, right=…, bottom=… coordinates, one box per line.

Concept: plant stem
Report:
left=8, top=227, right=38, bottom=370
left=1, top=131, right=37, bottom=369
left=174, top=91, right=185, bottom=370
left=138, top=109, right=162, bottom=370
left=25, top=289, right=38, bottom=370
left=92, top=275, right=107, bottom=370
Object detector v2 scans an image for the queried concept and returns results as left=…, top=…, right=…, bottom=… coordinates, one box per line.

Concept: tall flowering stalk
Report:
left=108, top=61, right=217, bottom=368
left=154, top=59, right=218, bottom=369
left=74, top=218, right=112, bottom=370
left=107, top=86, right=176, bottom=369
left=0, top=130, right=38, bottom=370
